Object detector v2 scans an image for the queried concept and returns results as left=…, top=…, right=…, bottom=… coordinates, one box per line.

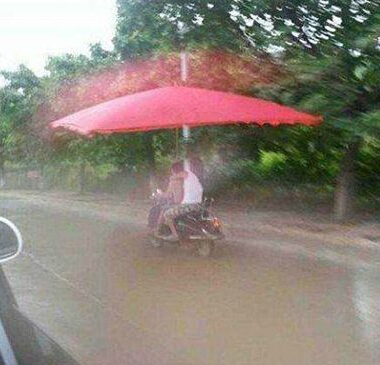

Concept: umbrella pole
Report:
left=180, top=51, right=188, bottom=84
left=181, top=50, right=191, bottom=170
left=181, top=51, right=189, bottom=141
left=175, top=128, right=179, bottom=158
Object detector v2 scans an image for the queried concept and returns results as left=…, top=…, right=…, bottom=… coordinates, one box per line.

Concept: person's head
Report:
left=171, top=160, right=184, bottom=175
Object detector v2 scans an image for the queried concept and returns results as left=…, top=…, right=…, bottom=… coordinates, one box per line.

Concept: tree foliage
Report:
left=1, top=0, right=380, bottom=210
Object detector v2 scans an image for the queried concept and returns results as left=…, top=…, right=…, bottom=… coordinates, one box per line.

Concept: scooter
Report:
left=148, top=190, right=224, bottom=257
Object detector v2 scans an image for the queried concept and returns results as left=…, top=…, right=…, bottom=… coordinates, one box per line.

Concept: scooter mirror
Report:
left=0, top=217, right=23, bottom=264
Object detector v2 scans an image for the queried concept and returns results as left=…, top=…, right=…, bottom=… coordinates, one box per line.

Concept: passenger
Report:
left=152, top=161, right=185, bottom=237
left=156, top=160, right=203, bottom=241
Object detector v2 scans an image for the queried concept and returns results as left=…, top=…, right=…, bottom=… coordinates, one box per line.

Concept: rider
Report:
left=155, top=160, right=203, bottom=241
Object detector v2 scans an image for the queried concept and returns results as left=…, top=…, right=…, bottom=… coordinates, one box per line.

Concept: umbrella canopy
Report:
left=50, top=86, right=321, bottom=135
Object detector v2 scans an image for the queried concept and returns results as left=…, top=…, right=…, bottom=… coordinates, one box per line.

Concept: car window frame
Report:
left=0, top=317, right=18, bottom=365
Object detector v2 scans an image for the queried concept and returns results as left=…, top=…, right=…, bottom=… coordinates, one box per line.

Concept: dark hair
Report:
left=171, top=161, right=184, bottom=174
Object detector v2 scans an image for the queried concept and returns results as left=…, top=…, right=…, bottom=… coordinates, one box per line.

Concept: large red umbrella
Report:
left=50, top=86, right=321, bottom=135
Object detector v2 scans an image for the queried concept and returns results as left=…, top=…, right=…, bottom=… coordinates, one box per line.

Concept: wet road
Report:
left=2, top=195, right=380, bottom=365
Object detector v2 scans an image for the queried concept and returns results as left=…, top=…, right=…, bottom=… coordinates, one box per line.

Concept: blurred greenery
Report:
left=1, top=0, right=380, bottom=216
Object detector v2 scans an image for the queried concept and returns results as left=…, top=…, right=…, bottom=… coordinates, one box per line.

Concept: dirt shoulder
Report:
left=2, top=189, right=380, bottom=268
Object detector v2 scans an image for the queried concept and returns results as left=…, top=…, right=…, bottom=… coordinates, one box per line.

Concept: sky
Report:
left=0, top=0, right=117, bottom=77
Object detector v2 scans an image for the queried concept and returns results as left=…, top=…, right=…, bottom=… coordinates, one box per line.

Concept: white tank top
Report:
left=182, top=171, right=203, bottom=204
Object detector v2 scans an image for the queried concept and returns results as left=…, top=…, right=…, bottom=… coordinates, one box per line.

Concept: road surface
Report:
left=1, top=193, right=380, bottom=365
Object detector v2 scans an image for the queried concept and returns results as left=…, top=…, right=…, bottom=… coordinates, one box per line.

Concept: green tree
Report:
left=113, top=0, right=380, bottom=218
left=0, top=65, right=43, bottom=172
left=2, top=0, right=380, bottom=213
left=255, top=1, right=380, bottom=219
left=114, top=0, right=247, bottom=58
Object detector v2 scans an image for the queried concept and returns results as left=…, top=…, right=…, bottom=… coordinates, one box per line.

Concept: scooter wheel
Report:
left=149, top=236, right=163, bottom=248
left=197, top=240, right=214, bottom=257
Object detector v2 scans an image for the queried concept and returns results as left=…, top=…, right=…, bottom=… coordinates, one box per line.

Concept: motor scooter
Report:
left=148, top=190, right=224, bottom=257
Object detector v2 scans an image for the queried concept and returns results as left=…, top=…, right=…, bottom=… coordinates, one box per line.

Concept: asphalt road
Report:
left=1, top=194, right=380, bottom=365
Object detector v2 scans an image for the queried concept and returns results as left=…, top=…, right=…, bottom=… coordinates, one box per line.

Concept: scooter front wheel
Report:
left=148, top=235, right=163, bottom=248
left=197, top=240, right=214, bottom=257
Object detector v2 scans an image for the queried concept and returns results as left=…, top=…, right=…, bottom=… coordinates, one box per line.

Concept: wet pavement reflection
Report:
left=2, top=197, right=380, bottom=365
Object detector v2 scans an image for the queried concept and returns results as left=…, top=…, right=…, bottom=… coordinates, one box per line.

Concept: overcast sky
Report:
left=0, top=0, right=116, bottom=76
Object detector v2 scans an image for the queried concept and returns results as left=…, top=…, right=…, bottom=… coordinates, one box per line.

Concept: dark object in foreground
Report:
left=0, top=218, right=80, bottom=365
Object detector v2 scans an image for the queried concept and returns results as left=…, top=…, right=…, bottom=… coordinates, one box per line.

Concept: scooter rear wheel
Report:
left=148, top=235, right=163, bottom=248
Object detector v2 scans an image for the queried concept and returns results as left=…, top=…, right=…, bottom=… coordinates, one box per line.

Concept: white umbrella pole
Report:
left=181, top=50, right=190, bottom=141
left=180, top=51, right=188, bottom=83
left=181, top=50, right=191, bottom=171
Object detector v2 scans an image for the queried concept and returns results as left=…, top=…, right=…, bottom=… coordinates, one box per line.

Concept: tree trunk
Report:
left=334, top=138, right=361, bottom=221
left=0, top=157, right=4, bottom=188
left=143, top=132, right=156, bottom=193
left=144, top=132, right=155, bottom=172
left=79, top=160, right=86, bottom=194
left=0, top=142, right=5, bottom=187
